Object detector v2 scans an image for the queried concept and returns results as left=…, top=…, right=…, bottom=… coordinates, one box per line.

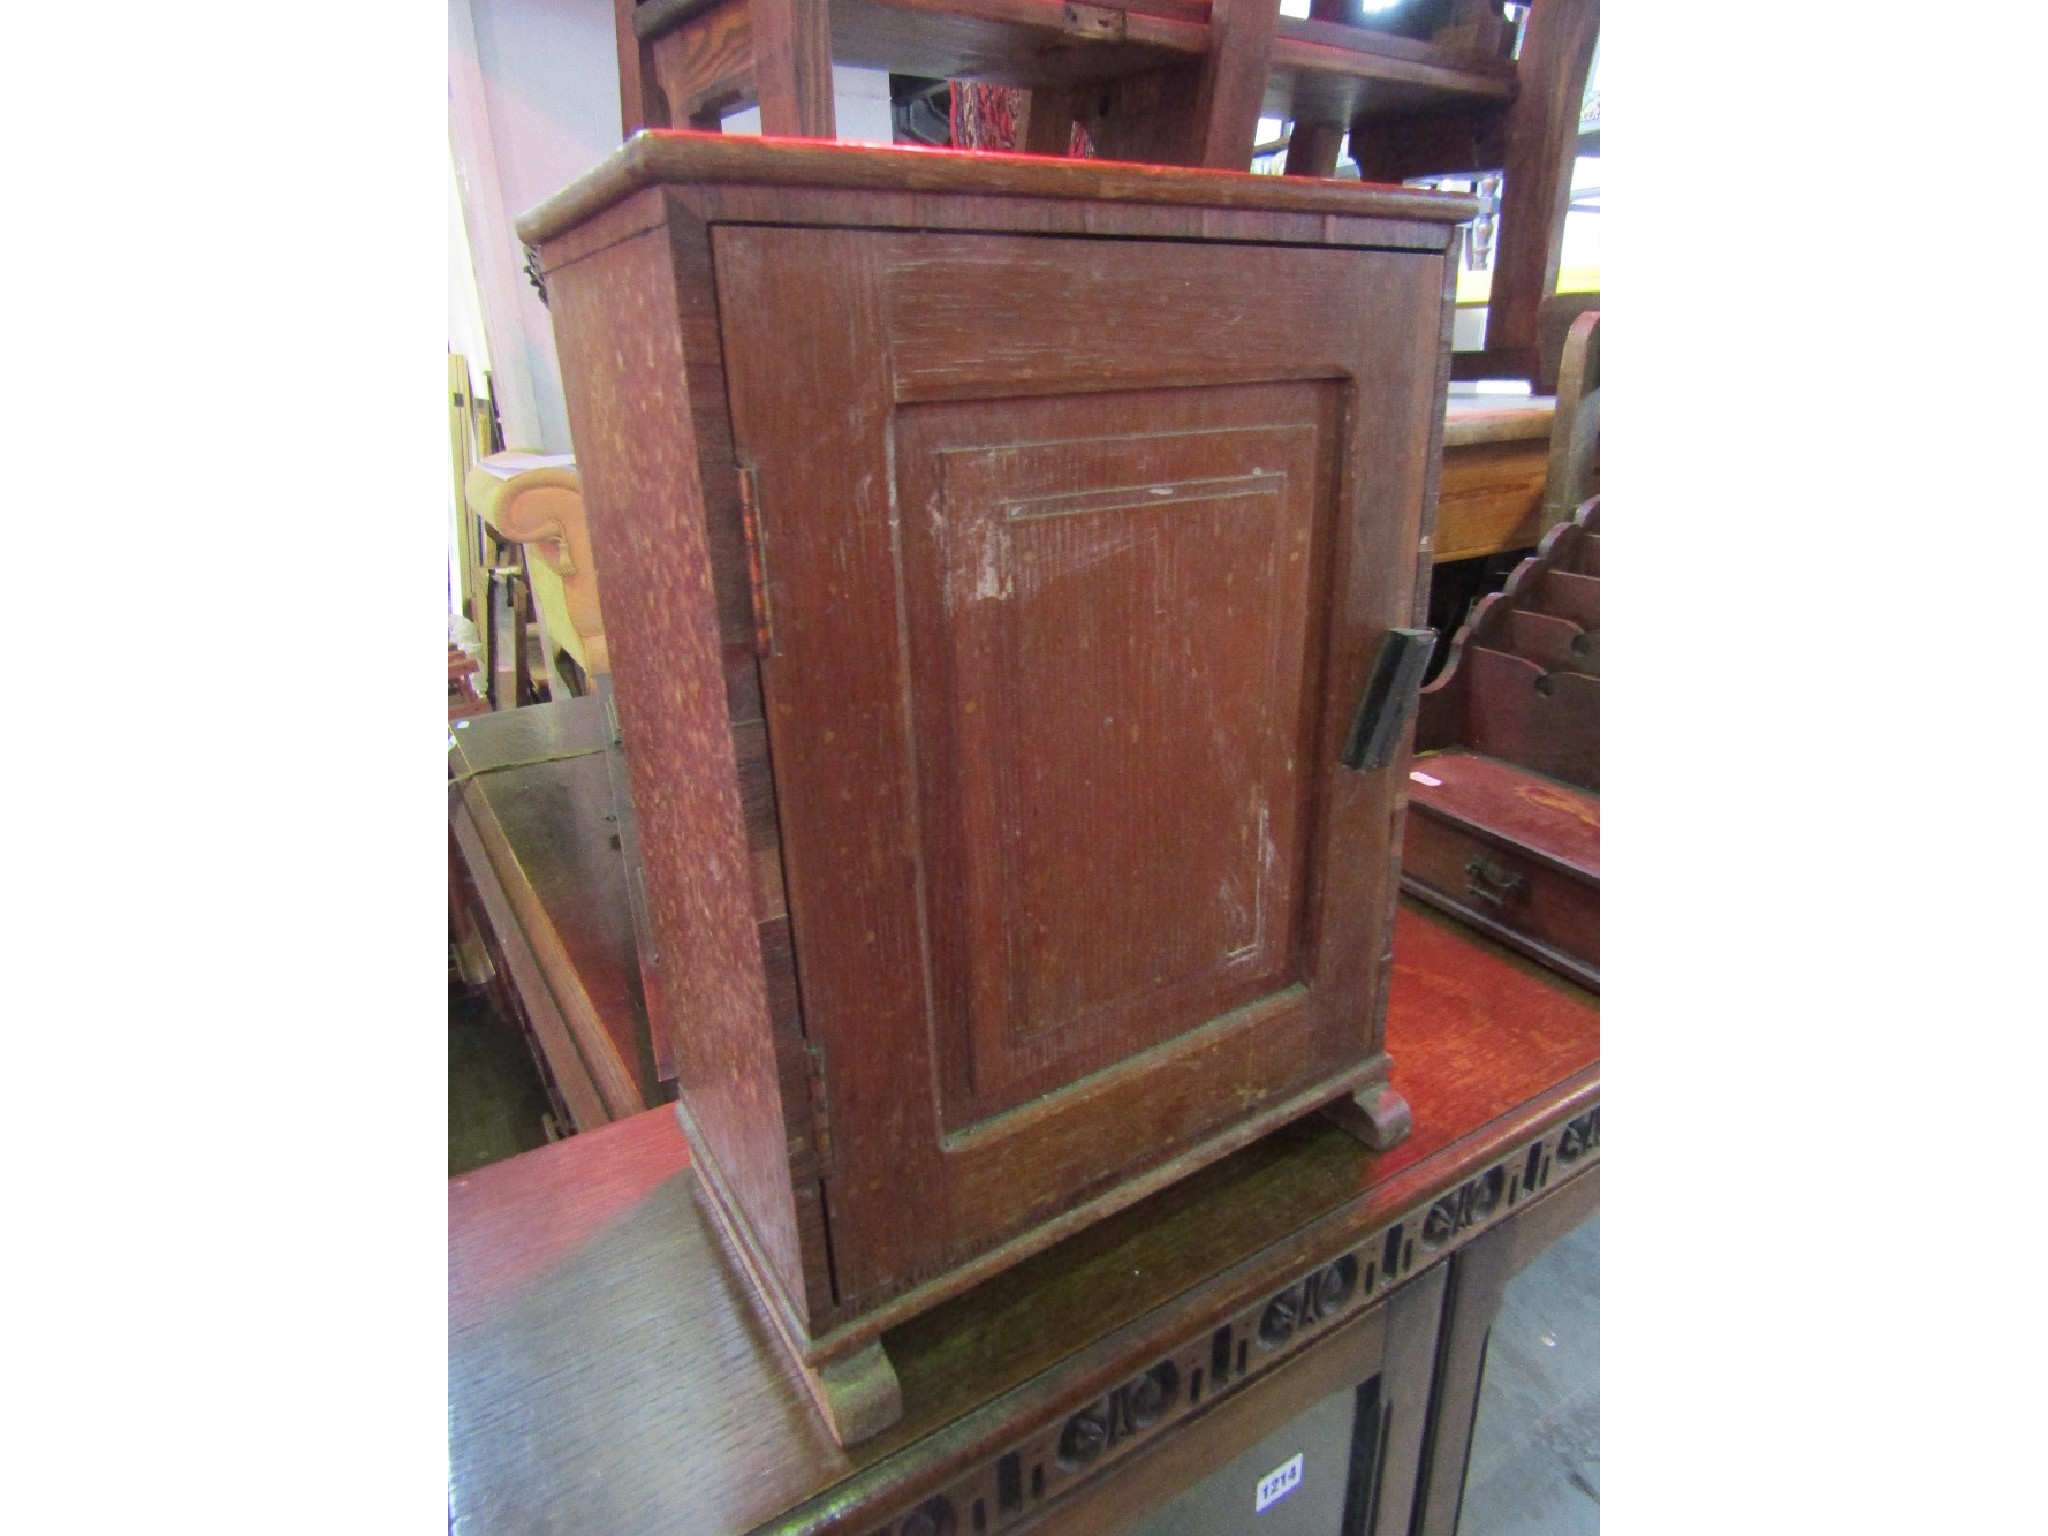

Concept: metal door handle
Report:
left=1341, top=627, right=1437, bottom=771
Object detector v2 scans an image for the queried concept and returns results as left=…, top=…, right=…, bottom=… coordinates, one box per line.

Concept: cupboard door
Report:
left=714, top=227, right=1447, bottom=1307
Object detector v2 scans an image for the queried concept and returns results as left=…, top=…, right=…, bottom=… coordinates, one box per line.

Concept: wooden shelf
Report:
left=834, top=0, right=1204, bottom=88
left=634, top=0, right=1517, bottom=125
left=1266, top=16, right=1514, bottom=124
left=618, top=0, right=1597, bottom=380
left=820, top=0, right=1518, bottom=108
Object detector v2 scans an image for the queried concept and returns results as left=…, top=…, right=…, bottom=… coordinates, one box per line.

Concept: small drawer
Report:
left=1401, top=811, right=1598, bottom=988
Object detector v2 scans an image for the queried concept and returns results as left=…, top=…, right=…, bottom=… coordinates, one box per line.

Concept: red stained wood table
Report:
left=448, top=699, right=1599, bottom=1535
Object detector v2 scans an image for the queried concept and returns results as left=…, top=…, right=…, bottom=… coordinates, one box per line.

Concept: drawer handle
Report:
left=1464, top=854, right=1527, bottom=909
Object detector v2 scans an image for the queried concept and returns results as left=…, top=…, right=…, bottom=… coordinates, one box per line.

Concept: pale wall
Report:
left=450, top=0, right=896, bottom=454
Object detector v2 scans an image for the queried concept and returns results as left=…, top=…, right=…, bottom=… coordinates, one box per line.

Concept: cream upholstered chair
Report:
left=464, top=454, right=608, bottom=692
left=1534, top=295, right=1599, bottom=535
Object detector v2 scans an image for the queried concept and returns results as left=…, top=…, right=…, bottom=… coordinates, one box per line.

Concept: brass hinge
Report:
left=803, top=1039, right=834, bottom=1170
left=737, top=463, right=773, bottom=656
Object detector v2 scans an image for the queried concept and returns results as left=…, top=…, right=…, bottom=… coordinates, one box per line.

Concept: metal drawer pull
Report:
left=1464, top=854, right=1527, bottom=908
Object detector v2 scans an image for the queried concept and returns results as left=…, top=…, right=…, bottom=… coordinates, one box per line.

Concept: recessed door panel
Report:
left=896, top=398, right=1333, bottom=1127
left=712, top=225, right=1446, bottom=1309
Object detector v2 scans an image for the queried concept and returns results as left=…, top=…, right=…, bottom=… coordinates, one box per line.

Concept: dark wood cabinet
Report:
left=520, top=133, right=1473, bottom=1444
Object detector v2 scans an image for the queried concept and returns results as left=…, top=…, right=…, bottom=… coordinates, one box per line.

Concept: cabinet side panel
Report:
left=542, top=216, right=816, bottom=1326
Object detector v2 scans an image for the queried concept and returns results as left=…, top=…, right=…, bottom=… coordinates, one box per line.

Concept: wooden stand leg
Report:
left=1327, top=1078, right=1413, bottom=1151
left=751, top=0, right=836, bottom=139
left=1023, top=86, right=1079, bottom=157
left=1283, top=120, right=1346, bottom=177
left=1411, top=1167, right=1599, bottom=1536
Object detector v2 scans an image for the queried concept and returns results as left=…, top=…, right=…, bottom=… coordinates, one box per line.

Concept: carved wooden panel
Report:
left=854, top=1107, right=1601, bottom=1536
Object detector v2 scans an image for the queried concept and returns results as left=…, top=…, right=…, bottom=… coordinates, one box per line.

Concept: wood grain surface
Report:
left=1440, top=395, right=1555, bottom=447
left=1416, top=504, right=1600, bottom=796
left=1433, top=438, right=1547, bottom=561
left=648, top=2, right=757, bottom=127
left=448, top=894, right=1598, bottom=1536
left=542, top=213, right=824, bottom=1331
left=1191, top=0, right=1285, bottom=167
left=1406, top=749, right=1598, bottom=879
left=450, top=699, right=656, bottom=1119
left=1478, top=0, right=1598, bottom=376
left=626, top=0, right=1518, bottom=128
left=515, top=131, right=1477, bottom=247
left=1406, top=501, right=1600, bottom=986
left=704, top=213, right=1452, bottom=1327
left=751, top=0, right=835, bottom=136
left=524, top=138, right=1473, bottom=1376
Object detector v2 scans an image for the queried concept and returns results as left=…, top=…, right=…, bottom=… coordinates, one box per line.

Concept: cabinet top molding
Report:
left=516, top=130, right=1481, bottom=246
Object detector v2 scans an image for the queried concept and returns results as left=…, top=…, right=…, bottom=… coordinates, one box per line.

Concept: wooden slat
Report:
left=1282, top=118, right=1345, bottom=177
left=1484, top=0, right=1599, bottom=371
left=827, top=0, right=1201, bottom=89
left=625, top=0, right=1523, bottom=174
left=1192, top=0, right=1285, bottom=168
left=853, top=0, right=1209, bottom=46
left=647, top=1, right=757, bottom=127
left=751, top=0, right=836, bottom=136
left=616, top=0, right=660, bottom=135
left=1349, top=99, right=1507, bottom=182
left=1270, top=17, right=1515, bottom=98
left=452, top=804, right=613, bottom=1130
left=1440, top=394, right=1553, bottom=449
left=1023, top=84, right=1081, bottom=154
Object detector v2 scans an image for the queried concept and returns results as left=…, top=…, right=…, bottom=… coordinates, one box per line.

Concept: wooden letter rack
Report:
left=1403, top=498, right=1600, bottom=987
left=518, top=135, right=1474, bottom=1445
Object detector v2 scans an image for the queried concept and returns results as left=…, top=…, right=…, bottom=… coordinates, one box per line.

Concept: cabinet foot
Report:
left=805, top=1340, right=904, bottom=1447
left=1328, top=1079, right=1412, bottom=1151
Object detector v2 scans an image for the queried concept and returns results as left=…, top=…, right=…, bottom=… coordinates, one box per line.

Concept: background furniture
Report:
left=1411, top=1149, right=1597, bottom=1536
left=1435, top=394, right=1552, bottom=561
left=1404, top=497, right=1597, bottom=987
left=450, top=353, right=508, bottom=705
left=447, top=716, right=1600, bottom=1532
left=1539, top=304, right=1597, bottom=529
left=614, top=0, right=1595, bottom=382
left=466, top=453, right=611, bottom=698
left=448, top=645, right=490, bottom=721
left=450, top=697, right=660, bottom=1129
